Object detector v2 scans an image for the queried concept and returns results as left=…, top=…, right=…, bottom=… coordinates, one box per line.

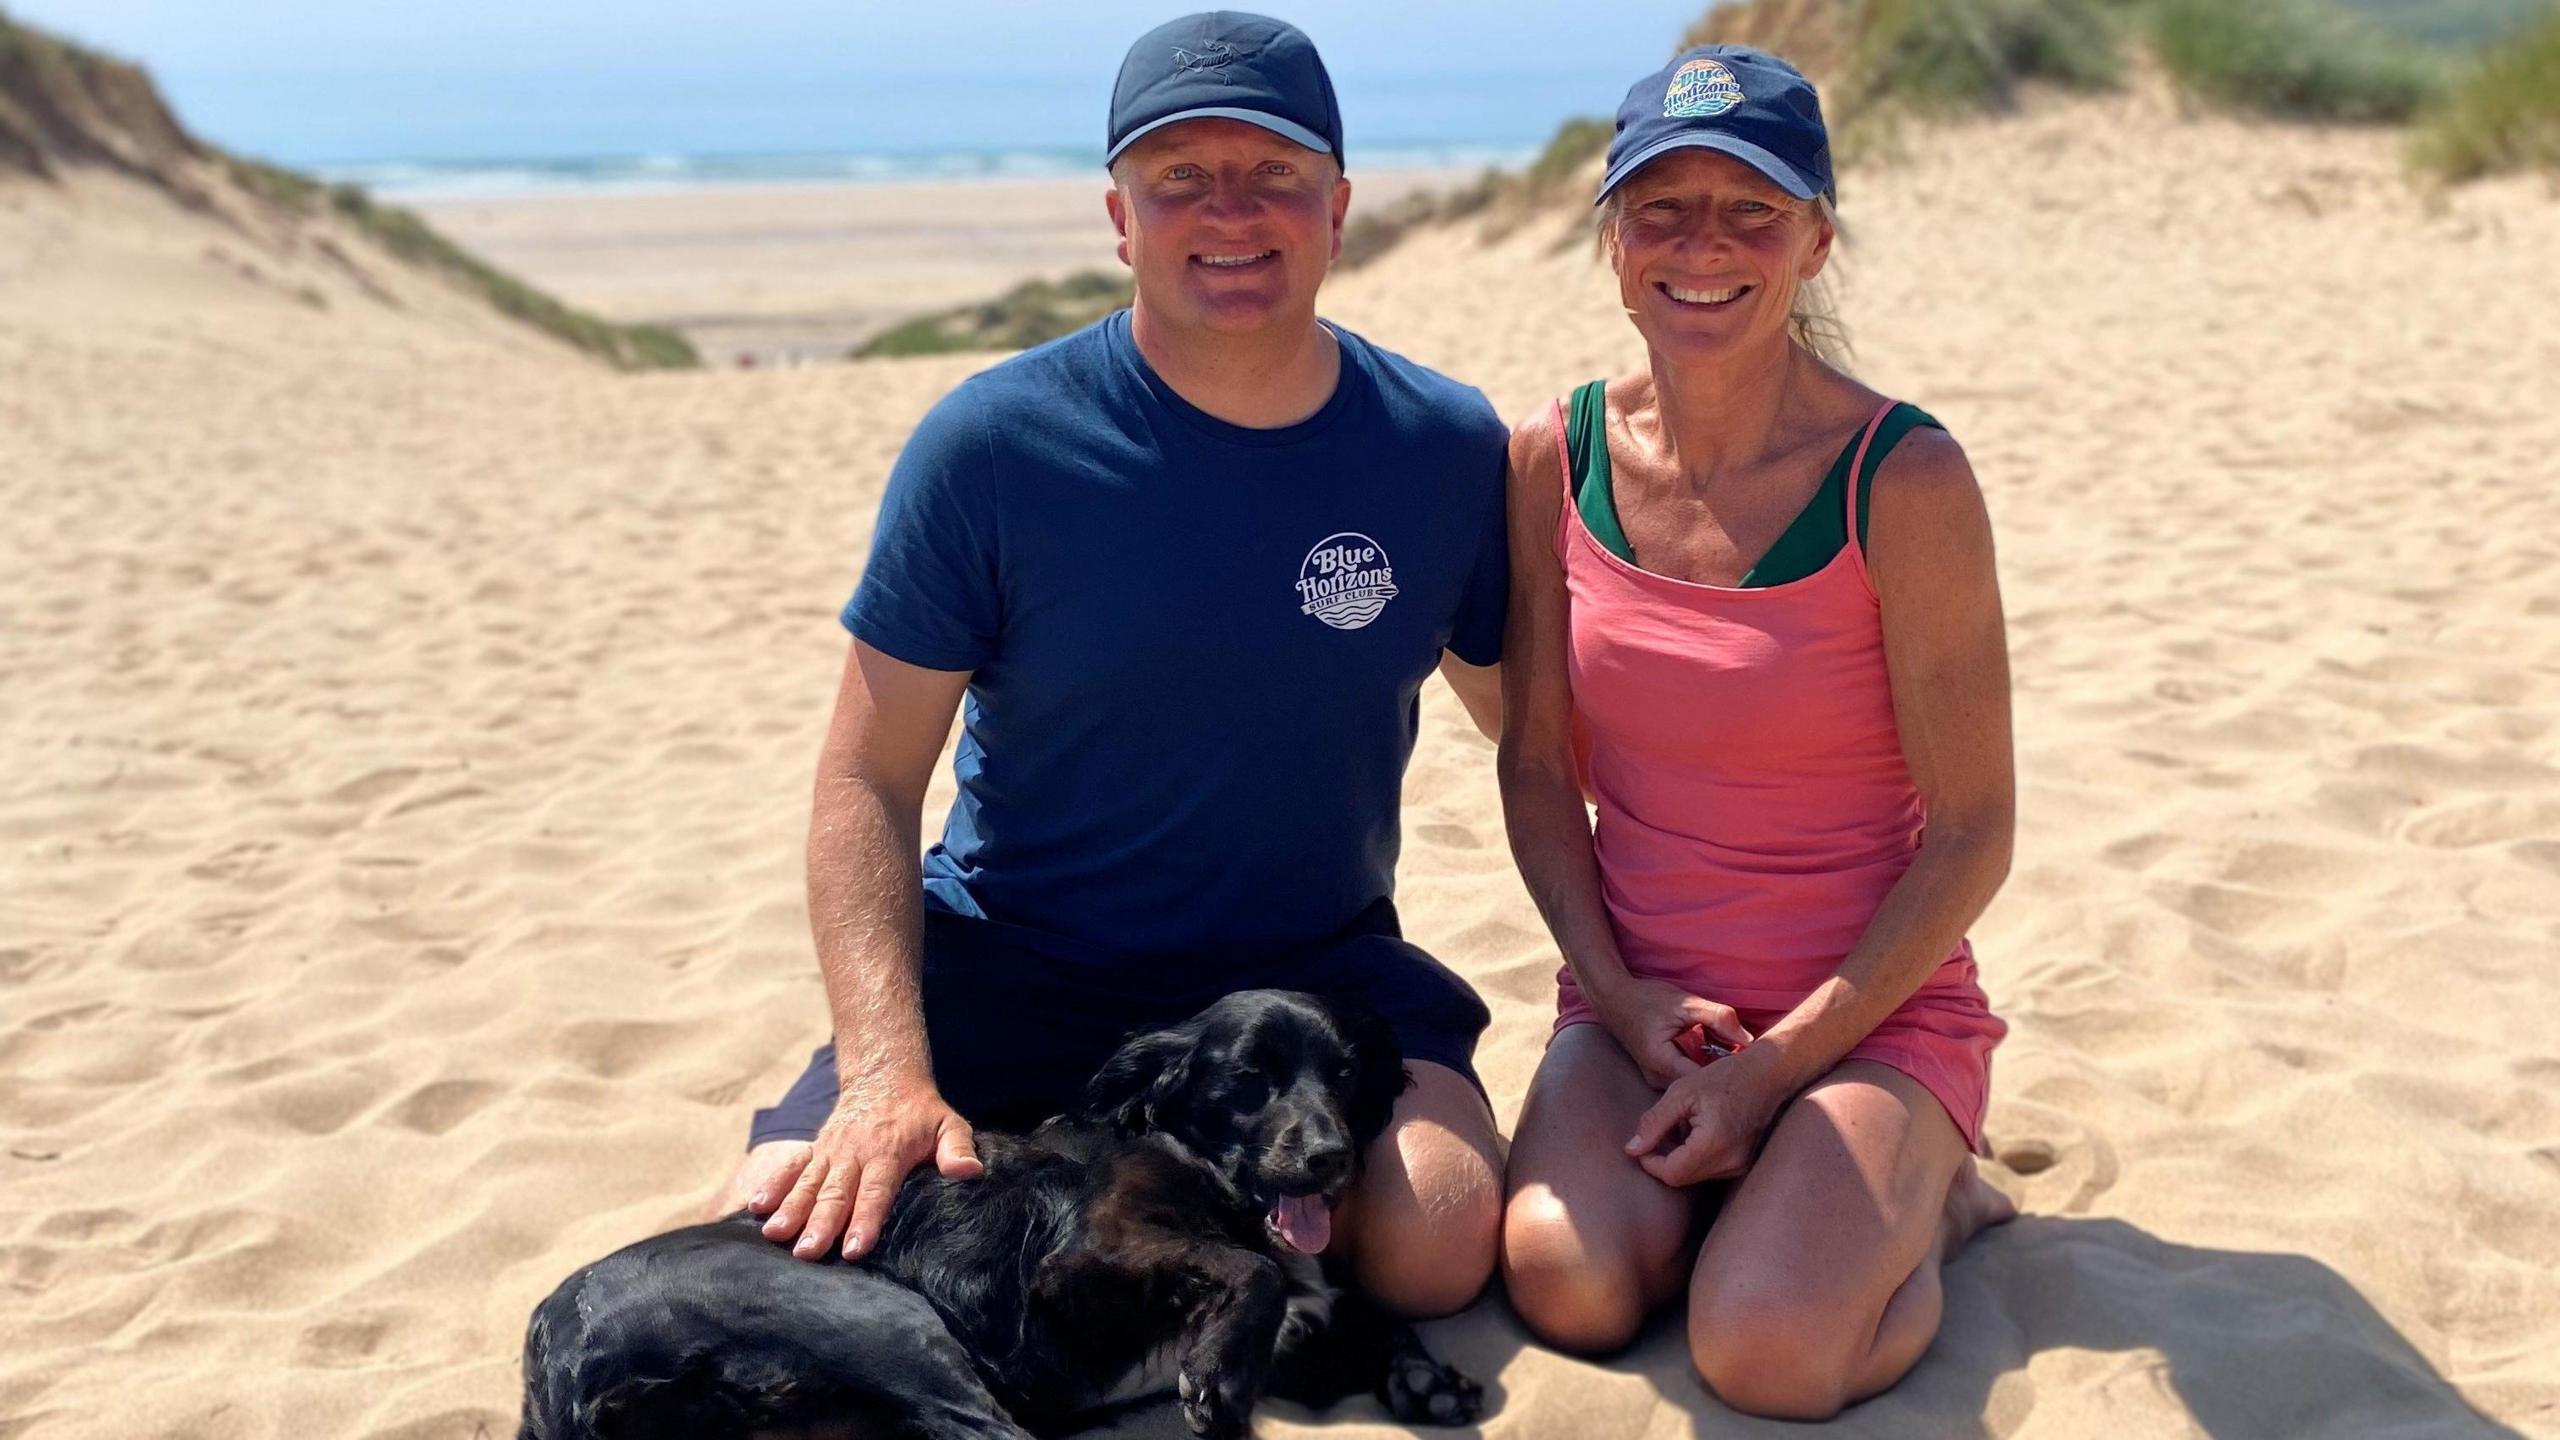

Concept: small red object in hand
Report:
left=1675, top=1023, right=1739, bottom=1066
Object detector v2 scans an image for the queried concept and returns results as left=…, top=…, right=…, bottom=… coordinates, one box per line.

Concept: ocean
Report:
left=315, top=142, right=1544, bottom=201
left=155, top=64, right=1623, bottom=201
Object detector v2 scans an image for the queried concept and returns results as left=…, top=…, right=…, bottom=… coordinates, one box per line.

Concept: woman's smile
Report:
left=1657, top=281, right=1754, bottom=309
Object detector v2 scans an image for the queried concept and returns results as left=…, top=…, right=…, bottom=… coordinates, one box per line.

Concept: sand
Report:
left=4, top=91, right=2558, bottom=1439
left=407, top=168, right=1479, bottom=365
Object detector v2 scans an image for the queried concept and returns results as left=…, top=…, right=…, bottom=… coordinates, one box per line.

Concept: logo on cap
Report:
left=1173, top=42, right=1237, bottom=74
left=1664, top=57, right=1745, bottom=118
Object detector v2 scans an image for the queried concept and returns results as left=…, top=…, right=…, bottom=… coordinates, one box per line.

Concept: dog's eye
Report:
left=1225, top=1074, right=1269, bottom=1111
left=1335, top=1062, right=1357, bottom=1084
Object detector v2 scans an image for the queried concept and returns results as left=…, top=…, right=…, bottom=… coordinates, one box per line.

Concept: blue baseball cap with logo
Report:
left=1106, top=12, right=1346, bottom=169
left=1597, top=44, right=1834, bottom=205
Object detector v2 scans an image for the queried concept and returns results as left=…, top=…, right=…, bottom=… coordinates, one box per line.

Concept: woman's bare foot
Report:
left=1938, top=1160, right=2018, bottom=1261
left=701, top=1139, right=814, bottom=1222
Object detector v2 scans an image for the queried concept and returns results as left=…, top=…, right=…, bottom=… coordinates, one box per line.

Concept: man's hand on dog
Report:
left=751, top=1069, right=983, bottom=1261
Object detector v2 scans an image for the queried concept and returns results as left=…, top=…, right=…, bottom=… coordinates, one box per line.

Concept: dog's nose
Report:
left=1305, top=1142, right=1352, bottom=1188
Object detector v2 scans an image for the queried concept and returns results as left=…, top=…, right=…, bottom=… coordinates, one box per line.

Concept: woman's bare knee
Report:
left=1688, top=1268, right=1869, bottom=1420
left=1690, top=1305, right=1855, bottom=1421
left=1501, top=1191, right=1655, bottom=1354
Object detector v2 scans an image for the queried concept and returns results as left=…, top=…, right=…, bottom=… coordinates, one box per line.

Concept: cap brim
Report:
left=1104, top=108, right=1336, bottom=166
left=1595, top=133, right=1824, bottom=205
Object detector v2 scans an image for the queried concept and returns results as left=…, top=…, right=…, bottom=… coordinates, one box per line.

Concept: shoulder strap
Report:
left=1847, top=403, right=1948, bottom=549
left=1564, top=380, right=1607, bottom=475
left=1563, top=381, right=1638, bottom=565
left=1547, top=397, right=1573, bottom=499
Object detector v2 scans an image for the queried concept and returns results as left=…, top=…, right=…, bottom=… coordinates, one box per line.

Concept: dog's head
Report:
left=1080, top=989, right=1410, bottom=1254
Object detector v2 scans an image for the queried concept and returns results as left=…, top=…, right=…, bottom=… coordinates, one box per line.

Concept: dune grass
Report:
left=1847, top=0, right=2126, bottom=112
left=2411, top=2, right=2560, bottom=179
left=2145, top=0, right=2447, bottom=122
left=324, top=184, right=697, bottom=369
left=220, top=165, right=696, bottom=368
left=855, top=271, right=1133, bottom=358
left=1689, top=0, right=2123, bottom=126
left=1692, top=0, right=2454, bottom=127
left=1518, top=116, right=1617, bottom=195
left=2337, top=0, right=2542, bottom=46
left=4, top=10, right=695, bottom=369
left=222, top=154, right=323, bottom=216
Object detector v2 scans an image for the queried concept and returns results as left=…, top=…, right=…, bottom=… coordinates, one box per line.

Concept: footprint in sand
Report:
left=1986, top=1096, right=2120, bottom=1214
left=35, top=1208, right=135, bottom=1242
left=384, top=1078, right=505, bottom=1136
left=2400, top=795, right=2560, bottom=850
left=1994, top=1138, right=2059, bottom=1175
left=555, top=1018, right=690, bottom=1080
left=321, top=765, right=424, bottom=806
left=381, top=784, right=491, bottom=821
left=254, top=1072, right=391, bottom=1136
left=294, top=1315, right=393, bottom=1368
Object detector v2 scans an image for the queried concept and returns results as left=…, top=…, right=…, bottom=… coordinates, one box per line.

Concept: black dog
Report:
left=520, top=990, right=1485, bottom=1439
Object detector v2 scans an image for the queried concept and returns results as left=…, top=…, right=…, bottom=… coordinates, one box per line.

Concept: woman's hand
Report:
left=1624, top=1051, right=1789, bottom=1187
left=1590, top=976, right=1754, bottom=1090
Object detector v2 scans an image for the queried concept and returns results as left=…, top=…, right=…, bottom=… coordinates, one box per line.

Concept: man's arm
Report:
left=1437, top=650, right=1502, bottom=744
left=754, top=639, right=979, bottom=1261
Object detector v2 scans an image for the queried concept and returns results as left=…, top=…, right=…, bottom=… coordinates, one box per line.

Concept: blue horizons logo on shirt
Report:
left=1663, top=56, right=1746, bottom=117
left=1297, top=533, right=1398, bottom=630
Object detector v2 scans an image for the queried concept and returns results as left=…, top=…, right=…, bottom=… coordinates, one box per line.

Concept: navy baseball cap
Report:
left=1106, top=12, right=1345, bottom=169
left=1597, top=44, right=1834, bottom=205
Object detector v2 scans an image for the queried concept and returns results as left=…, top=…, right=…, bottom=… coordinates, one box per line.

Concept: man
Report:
left=711, top=12, right=1510, bottom=1320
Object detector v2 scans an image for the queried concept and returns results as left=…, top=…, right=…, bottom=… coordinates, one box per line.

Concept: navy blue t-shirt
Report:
left=844, top=309, right=1508, bottom=956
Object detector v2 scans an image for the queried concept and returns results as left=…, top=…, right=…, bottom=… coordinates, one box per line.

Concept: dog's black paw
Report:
left=1178, top=1367, right=1252, bottom=1440
left=1381, top=1348, right=1483, bottom=1426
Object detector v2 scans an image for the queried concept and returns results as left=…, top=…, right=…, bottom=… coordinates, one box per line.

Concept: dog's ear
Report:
left=1081, top=1025, right=1196, bottom=1134
left=1341, top=1004, right=1412, bottom=1147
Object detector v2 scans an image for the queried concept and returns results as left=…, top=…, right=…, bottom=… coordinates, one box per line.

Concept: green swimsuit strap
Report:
left=1564, top=380, right=1634, bottom=563
left=1565, top=382, right=1944, bottom=583
left=1742, top=401, right=1945, bottom=585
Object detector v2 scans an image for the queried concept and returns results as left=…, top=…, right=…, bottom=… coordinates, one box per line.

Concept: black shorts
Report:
left=747, top=900, right=1491, bottom=1147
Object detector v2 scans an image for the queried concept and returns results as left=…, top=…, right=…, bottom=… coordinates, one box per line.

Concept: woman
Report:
left=1496, top=45, right=2017, bottom=1420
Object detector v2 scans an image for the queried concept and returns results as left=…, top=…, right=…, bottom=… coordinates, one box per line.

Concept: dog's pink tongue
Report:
left=1273, top=1195, right=1332, bottom=1254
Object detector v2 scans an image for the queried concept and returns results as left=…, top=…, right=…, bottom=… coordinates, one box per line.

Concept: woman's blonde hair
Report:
left=1598, top=190, right=1852, bottom=367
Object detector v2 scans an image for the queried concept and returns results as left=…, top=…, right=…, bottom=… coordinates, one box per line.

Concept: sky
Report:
left=12, top=1, right=1716, bottom=164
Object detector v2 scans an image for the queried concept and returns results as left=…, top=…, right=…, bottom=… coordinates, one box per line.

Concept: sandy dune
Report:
left=3, top=92, right=2557, bottom=1439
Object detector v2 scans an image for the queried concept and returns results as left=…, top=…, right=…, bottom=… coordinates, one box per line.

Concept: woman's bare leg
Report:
left=1501, top=1025, right=1702, bottom=1353
left=1687, top=1059, right=2015, bottom=1419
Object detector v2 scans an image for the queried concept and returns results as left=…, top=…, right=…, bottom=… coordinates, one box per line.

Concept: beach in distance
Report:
left=5, top=2, right=2560, bottom=1436
left=407, top=168, right=1480, bottom=364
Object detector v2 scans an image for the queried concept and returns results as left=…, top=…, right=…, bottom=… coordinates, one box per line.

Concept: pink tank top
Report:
left=1551, top=399, right=1980, bottom=1008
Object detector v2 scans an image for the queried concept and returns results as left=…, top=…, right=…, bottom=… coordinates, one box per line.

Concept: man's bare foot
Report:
left=1938, top=1160, right=2018, bottom=1262
left=701, top=1139, right=814, bottom=1222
